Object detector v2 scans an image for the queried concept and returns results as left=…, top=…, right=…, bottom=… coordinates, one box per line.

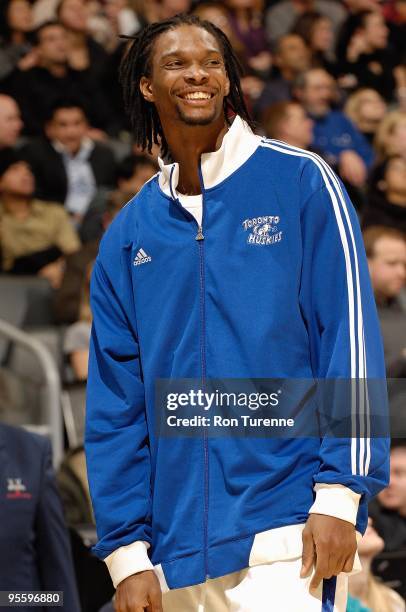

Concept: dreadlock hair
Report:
left=119, top=14, right=254, bottom=158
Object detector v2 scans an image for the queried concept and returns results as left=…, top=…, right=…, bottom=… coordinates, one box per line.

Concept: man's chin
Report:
left=176, top=106, right=219, bottom=126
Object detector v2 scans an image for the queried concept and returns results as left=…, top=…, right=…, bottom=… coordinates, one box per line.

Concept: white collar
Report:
left=157, top=115, right=260, bottom=199
left=52, top=136, right=94, bottom=160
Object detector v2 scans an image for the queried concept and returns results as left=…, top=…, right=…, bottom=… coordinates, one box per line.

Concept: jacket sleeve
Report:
left=85, top=236, right=153, bottom=583
left=298, top=162, right=390, bottom=533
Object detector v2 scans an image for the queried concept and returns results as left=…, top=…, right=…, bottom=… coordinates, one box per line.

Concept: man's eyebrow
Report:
left=160, top=48, right=223, bottom=60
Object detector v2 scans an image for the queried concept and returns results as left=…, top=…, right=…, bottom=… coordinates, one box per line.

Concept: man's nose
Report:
left=184, top=63, right=209, bottom=83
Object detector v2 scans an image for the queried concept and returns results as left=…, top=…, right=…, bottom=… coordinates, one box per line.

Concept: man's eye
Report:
left=207, top=59, right=221, bottom=66
left=166, top=61, right=182, bottom=68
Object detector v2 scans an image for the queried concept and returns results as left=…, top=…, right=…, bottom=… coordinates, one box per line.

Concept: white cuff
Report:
left=308, top=484, right=361, bottom=525
left=104, top=540, right=154, bottom=588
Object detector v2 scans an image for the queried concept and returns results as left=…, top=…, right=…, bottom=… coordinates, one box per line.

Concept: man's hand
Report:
left=38, top=259, right=65, bottom=289
left=338, top=150, right=367, bottom=188
left=300, top=514, right=357, bottom=590
left=114, top=570, right=163, bottom=612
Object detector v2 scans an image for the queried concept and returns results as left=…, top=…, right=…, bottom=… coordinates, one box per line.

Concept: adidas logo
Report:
left=133, top=248, right=152, bottom=266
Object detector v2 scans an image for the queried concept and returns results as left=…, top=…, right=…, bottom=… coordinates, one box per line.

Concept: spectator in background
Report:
left=383, top=0, right=406, bottom=24
left=63, top=259, right=93, bottom=381
left=58, top=0, right=126, bottom=136
left=0, top=0, right=34, bottom=82
left=0, top=423, right=81, bottom=611
left=224, top=0, right=272, bottom=77
left=115, top=153, right=158, bottom=194
left=6, top=20, right=113, bottom=135
left=156, top=0, right=192, bottom=20
left=193, top=1, right=269, bottom=107
left=292, top=11, right=337, bottom=74
left=254, top=34, right=310, bottom=116
left=343, top=0, right=384, bottom=12
left=363, top=156, right=406, bottom=233
left=344, top=88, right=387, bottom=146
left=265, top=0, right=346, bottom=47
left=21, top=98, right=116, bottom=220
left=335, top=10, right=397, bottom=102
left=347, top=517, right=405, bottom=612
left=0, top=94, right=23, bottom=149
left=364, top=226, right=406, bottom=376
left=79, top=153, right=158, bottom=243
left=261, top=100, right=314, bottom=150
left=374, top=110, right=406, bottom=161
left=293, top=67, right=373, bottom=190
left=94, top=0, right=140, bottom=52
left=193, top=1, right=245, bottom=61
left=0, top=149, right=80, bottom=286
left=54, top=189, right=134, bottom=324
left=370, top=441, right=406, bottom=553
left=365, top=226, right=406, bottom=311
left=57, top=0, right=107, bottom=78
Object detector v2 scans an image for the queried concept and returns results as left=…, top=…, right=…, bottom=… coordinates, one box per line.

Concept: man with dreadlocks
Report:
left=85, top=14, right=389, bottom=612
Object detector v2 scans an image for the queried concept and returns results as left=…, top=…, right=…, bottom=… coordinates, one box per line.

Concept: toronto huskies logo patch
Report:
left=6, top=477, right=32, bottom=499
left=242, top=215, right=283, bottom=246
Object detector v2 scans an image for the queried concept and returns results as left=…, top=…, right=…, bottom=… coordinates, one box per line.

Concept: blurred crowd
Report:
left=0, top=0, right=405, bottom=611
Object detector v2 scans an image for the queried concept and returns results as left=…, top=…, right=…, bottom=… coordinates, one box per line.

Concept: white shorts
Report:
left=162, top=557, right=348, bottom=612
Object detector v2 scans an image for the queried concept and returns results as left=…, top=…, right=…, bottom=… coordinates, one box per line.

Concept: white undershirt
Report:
left=177, top=193, right=203, bottom=227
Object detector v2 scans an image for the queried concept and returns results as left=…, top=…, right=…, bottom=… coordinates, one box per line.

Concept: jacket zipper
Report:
left=169, top=164, right=209, bottom=579
left=197, top=164, right=209, bottom=581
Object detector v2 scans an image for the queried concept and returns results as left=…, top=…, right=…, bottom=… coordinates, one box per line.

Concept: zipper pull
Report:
left=196, top=226, right=204, bottom=241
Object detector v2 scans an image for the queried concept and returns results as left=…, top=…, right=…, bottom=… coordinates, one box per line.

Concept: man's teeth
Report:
left=183, top=92, right=212, bottom=100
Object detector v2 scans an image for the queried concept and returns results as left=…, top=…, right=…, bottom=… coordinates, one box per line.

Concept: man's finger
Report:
left=310, top=548, right=329, bottom=590
left=300, top=531, right=315, bottom=578
left=330, top=554, right=347, bottom=577
left=343, top=552, right=356, bottom=573
left=310, top=566, right=325, bottom=591
left=149, top=588, right=163, bottom=612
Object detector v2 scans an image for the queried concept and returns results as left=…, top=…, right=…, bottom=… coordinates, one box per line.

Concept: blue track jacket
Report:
left=85, top=116, right=389, bottom=592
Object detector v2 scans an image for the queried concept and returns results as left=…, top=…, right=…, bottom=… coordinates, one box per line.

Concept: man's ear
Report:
left=140, top=76, right=155, bottom=103
left=377, top=179, right=387, bottom=192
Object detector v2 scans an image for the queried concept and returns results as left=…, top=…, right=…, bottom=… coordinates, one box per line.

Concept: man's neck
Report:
left=398, top=504, right=406, bottom=518
left=53, top=138, right=84, bottom=157
left=1, top=194, right=32, bottom=219
left=357, top=119, right=378, bottom=134
left=386, top=190, right=406, bottom=207
left=279, top=66, right=295, bottom=82
left=374, top=290, right=395, bottom=307
left=40, top=60, right=67, bottom=78
left=12, top=31, right=25, bottom=45
left=162, top=116, right=229, bottom=195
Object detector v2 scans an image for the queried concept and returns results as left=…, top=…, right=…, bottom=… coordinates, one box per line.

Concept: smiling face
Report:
left=140, top=25, right=230, bottom=128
